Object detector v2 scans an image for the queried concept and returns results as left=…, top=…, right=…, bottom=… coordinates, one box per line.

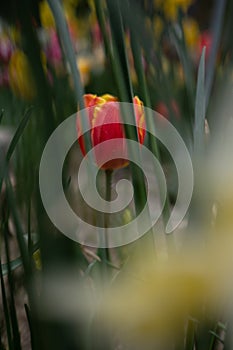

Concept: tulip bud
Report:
left=77, top=94, right=145, bottom=170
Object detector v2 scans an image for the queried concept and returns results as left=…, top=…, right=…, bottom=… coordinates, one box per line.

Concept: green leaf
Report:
left=84, top=260, right=98, bottom=277
left=217, top=322, right=227, bottom=331
left=24, top=304, right=35, bottom=349
left=1, top=257, right=23, bottom=276
left=47, top=0, right=84, bottom=108
left=47, top=0, right=92, bottom=155
left=208, top=322, right=227, bottom=350
left=0, top=261, right=13, bottom=349
left=94, top=0, right=112, bottom=62
left=106, top=0, right=133, bottom=102
left=205, top=0, right=227, bottom=107
left=209, top=331, right=224, bottom=345
left=169, top=22, right=195, bottom=112
left=105, top=0, right=148, bottom=212
left=6, top=107, right=33, bottom=163
left=3, top=223, right=22, bottom=349
left=5, top=176, right=30, bottom=277
left=129, top=17, right=175, bottom=254
left=0, top=107, right=33, bottom=193
left=0, top=109, right=4, bottom=124
left=194, top=47, right=206, bottom=154
left=185, top=317, right=197, bottom=350
left=1, top=235, right=39, bottom=276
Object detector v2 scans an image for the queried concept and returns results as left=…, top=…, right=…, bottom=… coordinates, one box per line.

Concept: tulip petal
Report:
left=77, top=94, right=145, bottom=170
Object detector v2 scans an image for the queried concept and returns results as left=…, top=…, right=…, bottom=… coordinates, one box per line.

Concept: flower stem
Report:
left=129, top=28, right=175, bottom=255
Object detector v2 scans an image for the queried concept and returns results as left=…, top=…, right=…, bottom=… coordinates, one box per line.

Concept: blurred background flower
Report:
left=154, top=0, right=194, bottom=21
left=8, top=49, right=36, bottom=100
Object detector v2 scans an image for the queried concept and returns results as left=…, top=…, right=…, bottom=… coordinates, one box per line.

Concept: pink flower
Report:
left=45, top=31, right=62, bottom=66
left=0, top=35, right=13, bottom=63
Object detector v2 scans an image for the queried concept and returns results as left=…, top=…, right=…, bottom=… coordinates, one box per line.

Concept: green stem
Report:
left=104, top=169, right=113, bottom=263
left=105, top=170, right=113, bottom=203
left=105, top=0, right=150, bottom=221
left=94, top=0, right=112, bottom=62
left=129, top=29, right=175, bottom=255
left=94, top=1, right=158, bottom=259
left=205, top=0, right=227, bottom=109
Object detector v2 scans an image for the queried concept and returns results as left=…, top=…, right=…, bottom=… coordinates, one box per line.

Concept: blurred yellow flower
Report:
left=63, top=0, right=96, bottom=39
left=153, top=17, right=164, bottom=38
left=39, top=1, right=55, bottom=29
left=100, top=253, right=213, bottom=347
left=77, top=56, right=92, bottom=85
left=155, top=0, right=194, bottom=21
left=183, top=18, right=200, bottom=49
left=99, top=220, right=233, bottom=349
left=9, top=50, right=36, bottom=100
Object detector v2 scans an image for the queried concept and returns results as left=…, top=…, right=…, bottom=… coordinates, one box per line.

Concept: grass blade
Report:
left=205, top=0, right=227, bottom=108
left=0, top=108, right=33, bottom=194
left=209, top=331, right=224, bottom=345
left=5, top=176, right=30, bottom=277
left=6, top=107, right=33, bottom=163
left=106, top=0, right=133, bottom=102
left=208, top=322, right=227, bottom=350
left=0, top=260, right=13, bottom=350
left=1, top=257, right=24, bottom=277
left=94, top=0, right=112, bottom=62
left=1, top=244, right=39, bottom=277
left=0, top=109, right=4, bottom=124
left=47, top=0, right=92, bottom=154
left=24, top=304, right=35, bottom=350
left=3, top=221, right=22, bottom=349
left=169, top=21, right=195, bottom=117
left=105, top=0, right=147, bottom=207
left=185, top=318, right=197, bottom=350
left=129, top=23, right=175, bottom=253
left=217, top=322, right=227, bottom=331
left=194, top=48, right=206, bottom=154
left=47, top=0, right=84, bottom=107
left=95, top=1, right=157, bottom=256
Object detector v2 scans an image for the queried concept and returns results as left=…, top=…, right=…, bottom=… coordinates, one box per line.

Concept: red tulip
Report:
left=77, top=94, right=145, bottom=170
